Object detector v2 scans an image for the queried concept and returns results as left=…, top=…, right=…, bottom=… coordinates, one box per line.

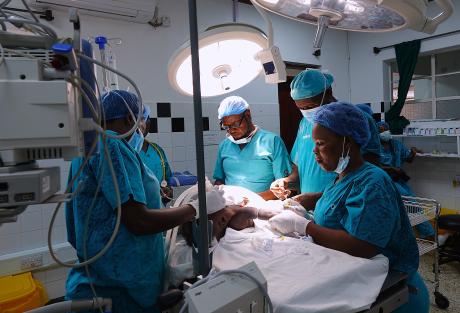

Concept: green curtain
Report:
left=385, top=39, right=421, bottom=134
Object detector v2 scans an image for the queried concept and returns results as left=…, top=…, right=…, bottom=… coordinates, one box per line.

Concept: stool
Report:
left=438, top=214, right=460, bottom=266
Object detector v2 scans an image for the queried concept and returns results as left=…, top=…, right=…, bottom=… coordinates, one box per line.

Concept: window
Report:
left=388, top=49, right=460, bottom=120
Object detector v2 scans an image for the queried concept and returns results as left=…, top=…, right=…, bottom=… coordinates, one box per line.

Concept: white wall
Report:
left=1, top=0, right=351, bottom=300
left=348, top=1, right=460, bottom=104
left=347, top=1, right=460, bottom=210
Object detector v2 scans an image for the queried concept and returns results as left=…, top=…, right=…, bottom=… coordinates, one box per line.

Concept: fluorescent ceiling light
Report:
left=168, top=24, right=267, bottom=97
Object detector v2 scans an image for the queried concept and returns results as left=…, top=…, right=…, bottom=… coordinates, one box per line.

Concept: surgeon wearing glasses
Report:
left=213, top=96, right=292, bottom=200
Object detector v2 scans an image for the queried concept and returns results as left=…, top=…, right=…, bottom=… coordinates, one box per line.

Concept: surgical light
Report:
left=253, top=0, right=454, bottom=55
left=168, top=24, right=268, bottom=97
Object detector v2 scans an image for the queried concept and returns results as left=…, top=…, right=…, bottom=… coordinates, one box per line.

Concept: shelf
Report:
left=392, top=135, right=460, bottom=137
left=404, top=199, right=437, bottom=226
left=417, top=239, right=437, bottom=256
left=417, top=153, right=460, bottom=158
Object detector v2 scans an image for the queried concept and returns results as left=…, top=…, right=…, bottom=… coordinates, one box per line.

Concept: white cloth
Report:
left=213, top=220, right=389, bottom=313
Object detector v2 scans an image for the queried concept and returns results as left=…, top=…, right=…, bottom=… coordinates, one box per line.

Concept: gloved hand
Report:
left=270, top=178, right=291, bottom=200
left=282, top=198, right=307, bottom=218
left=189, top=189, right=226, bottom=218
left=268, top=210, right=310, bottom=236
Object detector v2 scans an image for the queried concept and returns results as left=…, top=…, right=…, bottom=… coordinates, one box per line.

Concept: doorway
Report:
left=278, top=62, right=320, bottom=153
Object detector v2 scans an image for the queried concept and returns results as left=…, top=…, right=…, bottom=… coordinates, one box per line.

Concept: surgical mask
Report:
left=300, top=107, right=320, bottom=123
left=380, top=130, right=392, bottom=142
left=334, top=137, right=350, bottom=174
left=128, top=129, right=144, bottom=152
left=227, top=126, right=258, bottom=145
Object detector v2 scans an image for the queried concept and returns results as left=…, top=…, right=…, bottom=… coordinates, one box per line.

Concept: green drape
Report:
left=385, top=39, right=421, bottom=134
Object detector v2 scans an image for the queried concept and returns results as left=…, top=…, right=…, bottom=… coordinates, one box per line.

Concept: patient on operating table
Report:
left=182, top=202, right=278, bottom=244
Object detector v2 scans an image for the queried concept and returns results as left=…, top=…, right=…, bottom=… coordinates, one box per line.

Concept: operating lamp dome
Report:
left=251, top=0, right=453, bottom=53
left=168, top=23, right=268, bottom=97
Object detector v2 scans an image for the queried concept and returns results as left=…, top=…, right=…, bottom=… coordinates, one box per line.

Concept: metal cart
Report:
left=402, top=196, right=450, bottom=309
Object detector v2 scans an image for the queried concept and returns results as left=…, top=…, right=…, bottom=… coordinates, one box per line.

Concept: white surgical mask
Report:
left=227, top=126, right=258, bottom=145
left=128, top=129, right=144, bottom=152
left=300, top=107, right=320, bottom=123
left=334, top=137, right=350, bottom=174
left=379, top=130, right=392, bottom=142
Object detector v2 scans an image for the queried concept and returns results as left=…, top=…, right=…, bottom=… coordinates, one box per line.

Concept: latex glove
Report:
left=270, top=178, right=291, bottom=200
left=282, top=198, right=307, bottom=218
left=189, top=189, right=226, bottom=218
left=268, top=210, right=310, bottom=236
left=256, top=205, right=282, bottom=220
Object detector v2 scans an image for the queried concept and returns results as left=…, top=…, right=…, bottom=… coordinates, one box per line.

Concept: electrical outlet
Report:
left=20, top=253, right=43, bottom=270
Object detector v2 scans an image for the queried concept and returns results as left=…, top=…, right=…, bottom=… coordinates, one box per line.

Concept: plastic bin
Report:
left=0, top=272, right=48, bottom=313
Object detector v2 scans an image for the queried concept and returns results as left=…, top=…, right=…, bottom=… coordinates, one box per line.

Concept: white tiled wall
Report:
left=33, top=267, right=68, bottom=300
left=404, top=158, right=460, bottom=211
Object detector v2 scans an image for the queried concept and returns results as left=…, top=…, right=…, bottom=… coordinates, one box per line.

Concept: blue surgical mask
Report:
left=128, top=129, right=144, bottom=153
left=300, top=106, right=320, bottom=123
left=379, top=130, right=392, bottom=142
left=334, top=137, right=350, bottom=174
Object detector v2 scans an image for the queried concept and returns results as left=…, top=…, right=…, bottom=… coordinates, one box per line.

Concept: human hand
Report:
left=411, top=147, right=422, bottom=154
left=270, top=178, right=291, bottom=200
left=160, top=186, right=173, bottom=203
left=189, top=189, right=226, bottom=218
left=282, top=198, right=307, bottom=217
left=268, top=210, right=309, bottom=236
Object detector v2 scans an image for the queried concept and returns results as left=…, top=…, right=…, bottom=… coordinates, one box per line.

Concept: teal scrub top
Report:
left=65, top=131, right=164, bottom=309
left=361, top=113, right=382, bottom=157
left=314, top=162, right=419, bottom=275
left=213, top=129, right=292, bottom=193
left=139, top=141, right=172, bottom=185
left=380, top=139, right=414, bottom=197
left=380, top=139, right=411, bottom=168
left=291, top=118, right=337, bottom=193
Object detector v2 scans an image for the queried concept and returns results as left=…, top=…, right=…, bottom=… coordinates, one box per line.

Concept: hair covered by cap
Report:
left=377, top=121, right=390, bottom=131
left=290, top=69, right=334, bottom=101
left=356, top=103, right=374, bottom=117
left=313, top=102, right=371, bottom=147
left=218, top=96, right=250, bottom=119
left=143, top=104, right=151, bottom=120
left=102, top=90, right=141, bottom=121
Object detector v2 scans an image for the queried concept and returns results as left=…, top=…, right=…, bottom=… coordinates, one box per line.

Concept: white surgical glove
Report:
left=270, top=178, right=291, bottom=200
left=189, top=189, right=226, bottom=218
left=268, top=210, right=310, bottom=236
left=282, top=198, right=307, bottom=218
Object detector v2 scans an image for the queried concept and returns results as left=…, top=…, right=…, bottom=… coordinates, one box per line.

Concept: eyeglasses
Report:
left=220, top=113, right=246, bottom=130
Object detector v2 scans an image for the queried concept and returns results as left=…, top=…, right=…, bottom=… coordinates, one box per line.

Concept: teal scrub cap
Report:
left=290, top=69, right=334, bottom=101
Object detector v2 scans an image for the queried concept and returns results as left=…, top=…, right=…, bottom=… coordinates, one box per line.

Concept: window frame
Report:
left=388, top=49, right=460, bottom=120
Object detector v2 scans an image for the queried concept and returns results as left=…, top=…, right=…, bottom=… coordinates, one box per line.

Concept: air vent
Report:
left=4, top=50, right=53, bottom=63
left=27, top=147, right=63, bottom=160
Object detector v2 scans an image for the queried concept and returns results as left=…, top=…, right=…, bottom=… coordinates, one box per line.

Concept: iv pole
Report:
left=188, top=0, right=211, bottom=275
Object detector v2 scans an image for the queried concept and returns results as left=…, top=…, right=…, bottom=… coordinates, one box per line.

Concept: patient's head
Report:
left=182, top=205, right=278, bottom=245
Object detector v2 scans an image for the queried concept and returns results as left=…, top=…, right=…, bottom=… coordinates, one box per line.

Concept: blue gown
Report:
left=291, top=118, right=336, bottom=193
left=213, top=129, right=292, bottom=193
left=314, top=162, right=428, bottom=313
left=380, top=139, right=435, bottom=238
left=139, top=141, right=172, bottom=185
left=65, top=131, right=164, bottom=313
left=361, top=113, right=382, bottom=158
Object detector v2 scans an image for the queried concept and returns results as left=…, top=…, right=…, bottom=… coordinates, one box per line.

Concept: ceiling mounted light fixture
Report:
left=252, top=0, right=454, bottom=56
left=168, top=23, right=268, bottom=97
